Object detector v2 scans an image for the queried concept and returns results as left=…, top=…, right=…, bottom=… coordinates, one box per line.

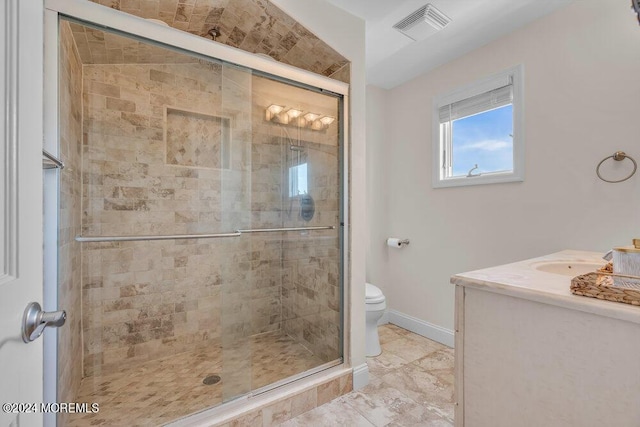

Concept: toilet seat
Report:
left=366, top=283, right=385, bottom=304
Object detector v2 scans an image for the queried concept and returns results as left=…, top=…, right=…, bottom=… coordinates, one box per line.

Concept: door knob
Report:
left=22, top=302, right=66, bottom=343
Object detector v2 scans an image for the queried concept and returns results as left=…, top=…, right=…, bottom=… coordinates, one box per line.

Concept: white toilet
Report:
left=365, top=282, right=386, bottom=357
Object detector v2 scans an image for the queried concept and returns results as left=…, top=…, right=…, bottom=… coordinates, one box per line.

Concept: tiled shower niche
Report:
left=165, top=107, right=231, bottom=169
left=58, top=18, right=343, bottom=426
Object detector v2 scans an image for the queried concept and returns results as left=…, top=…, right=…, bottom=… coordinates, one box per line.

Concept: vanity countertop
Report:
left=451, top=249, right=640, bottom=325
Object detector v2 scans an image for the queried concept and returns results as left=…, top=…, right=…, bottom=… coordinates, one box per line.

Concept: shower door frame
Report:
left=42, top=0, right=351, bottom=423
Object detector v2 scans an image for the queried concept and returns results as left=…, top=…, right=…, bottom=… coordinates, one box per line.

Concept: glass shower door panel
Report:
left=250, top=75, right=343, bottom=391
left=219, top=62, right=254, bottom=403
left=59, top=18, right=247, bottom=425
left=57, top=14, right=343, bottom=425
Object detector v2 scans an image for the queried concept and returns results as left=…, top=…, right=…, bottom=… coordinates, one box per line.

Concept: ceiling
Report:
left=323, top=0, right=572, bottom=89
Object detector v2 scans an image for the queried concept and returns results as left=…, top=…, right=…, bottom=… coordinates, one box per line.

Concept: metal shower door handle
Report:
left=22, top=302, right=66, bottom=343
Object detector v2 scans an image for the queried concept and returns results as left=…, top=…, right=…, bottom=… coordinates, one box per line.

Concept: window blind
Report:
left=438, top=80, right=513, bottom=123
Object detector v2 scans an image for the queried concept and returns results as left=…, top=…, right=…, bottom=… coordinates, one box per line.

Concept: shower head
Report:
left=207, top=27, right=221, bottom=41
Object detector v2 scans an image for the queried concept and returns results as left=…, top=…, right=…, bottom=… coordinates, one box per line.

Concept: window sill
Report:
left=432, top=172, right=524, bottom=189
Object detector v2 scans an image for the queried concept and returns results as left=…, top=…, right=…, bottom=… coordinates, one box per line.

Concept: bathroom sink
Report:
left=532, top=261, right=604, bottom=276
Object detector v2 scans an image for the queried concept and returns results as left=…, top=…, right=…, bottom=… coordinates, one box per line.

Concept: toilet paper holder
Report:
left=387, top=237, right=410, bottom=248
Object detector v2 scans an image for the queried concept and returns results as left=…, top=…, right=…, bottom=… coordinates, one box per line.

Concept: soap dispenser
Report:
left=613, top=239, right=640, bottom=279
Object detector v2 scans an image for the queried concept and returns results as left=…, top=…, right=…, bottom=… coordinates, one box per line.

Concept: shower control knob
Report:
left=21, top=302, right=66, bottom=343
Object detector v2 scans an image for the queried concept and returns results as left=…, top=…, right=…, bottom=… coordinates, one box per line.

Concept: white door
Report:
left=0, top=0, right=46, bottom=426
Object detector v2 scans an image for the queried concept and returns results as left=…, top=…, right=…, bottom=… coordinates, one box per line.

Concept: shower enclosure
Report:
left=50, top=7, right=346, bottom=425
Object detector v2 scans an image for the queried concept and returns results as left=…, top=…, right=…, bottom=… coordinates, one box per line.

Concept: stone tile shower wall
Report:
left=58, top=21, right=84, bottom=415
left=87, top=0, right=350, bottom=83
left=68, top=16, right=343, bottom=386
left=280, top=150, right=341, bottom=362
left=80, top=63, right=342, bottom=377
left=80, top=60, right=260, bottom=376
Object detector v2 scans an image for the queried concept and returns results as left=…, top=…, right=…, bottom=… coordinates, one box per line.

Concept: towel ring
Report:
left=596, top=151, right=637, bottom=183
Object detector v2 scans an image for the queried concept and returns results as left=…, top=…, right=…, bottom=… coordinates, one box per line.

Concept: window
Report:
left=432, top=65, right=524, bottom=188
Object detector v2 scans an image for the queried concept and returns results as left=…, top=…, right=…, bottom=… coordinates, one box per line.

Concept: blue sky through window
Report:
left=451, top=105, right=513, bottom=177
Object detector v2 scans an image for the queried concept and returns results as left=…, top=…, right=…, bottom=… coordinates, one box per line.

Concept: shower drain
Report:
left=203, top=374, right=221, bottom=385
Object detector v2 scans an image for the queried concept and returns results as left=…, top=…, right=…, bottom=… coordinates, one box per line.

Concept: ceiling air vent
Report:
left=393, top=4, right=451, bottom=41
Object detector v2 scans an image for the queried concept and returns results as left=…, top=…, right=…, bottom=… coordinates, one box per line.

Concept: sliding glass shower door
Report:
left=56, top=15, right=343, bottom=426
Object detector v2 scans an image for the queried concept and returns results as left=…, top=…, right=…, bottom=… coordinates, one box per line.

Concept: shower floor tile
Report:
left=67, top=331, right=323, bottom=426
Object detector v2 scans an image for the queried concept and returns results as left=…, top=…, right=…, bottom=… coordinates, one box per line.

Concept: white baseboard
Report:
left=387, top=309, right=454, bottom=348
left=352, top=363, right=369, bottom=390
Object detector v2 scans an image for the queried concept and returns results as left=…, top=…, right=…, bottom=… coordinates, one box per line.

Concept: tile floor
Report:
left=282, top=324, right=455, bottom=426
left=67, top=331, right=324, bottom=426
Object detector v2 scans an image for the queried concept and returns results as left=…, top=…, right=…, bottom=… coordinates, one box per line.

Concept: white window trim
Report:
left=432, top=64, right=524, bottom=189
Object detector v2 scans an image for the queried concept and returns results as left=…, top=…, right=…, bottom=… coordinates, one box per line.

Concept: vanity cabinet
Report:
left=452, top=250, right=640, bottom=427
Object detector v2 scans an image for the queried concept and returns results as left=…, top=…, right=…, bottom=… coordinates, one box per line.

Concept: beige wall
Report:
left=365, top=86, right=390, bottom=297
left=367, top=1, right=640, bottom=332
